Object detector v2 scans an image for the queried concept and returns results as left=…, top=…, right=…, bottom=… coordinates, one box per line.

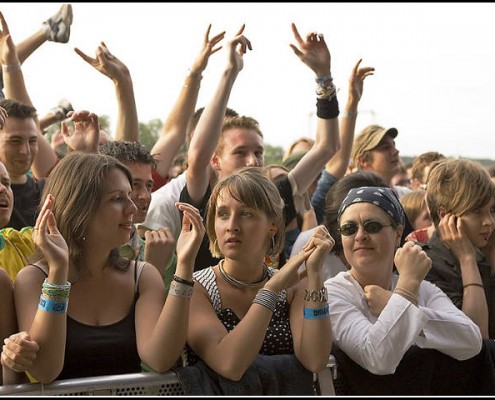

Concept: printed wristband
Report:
left=38, top=295, right=67, bottom=314
left=169, top=281, right=194, bottom=299
left=303, top=304, right=330, bottom=320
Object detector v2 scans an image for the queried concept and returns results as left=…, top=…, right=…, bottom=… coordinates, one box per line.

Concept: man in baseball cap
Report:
left=350, top=124, right=403, bottom=191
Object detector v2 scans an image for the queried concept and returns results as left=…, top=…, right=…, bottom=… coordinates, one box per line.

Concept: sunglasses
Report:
left=338, top=220, right=392, bottom=236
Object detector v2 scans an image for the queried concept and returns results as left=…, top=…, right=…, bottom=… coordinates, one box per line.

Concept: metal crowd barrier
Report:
left=0, top=355, right=343, bottom=396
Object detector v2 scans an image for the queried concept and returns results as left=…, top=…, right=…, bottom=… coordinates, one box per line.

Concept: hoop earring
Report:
left=270, top=235, right=276, bottom=254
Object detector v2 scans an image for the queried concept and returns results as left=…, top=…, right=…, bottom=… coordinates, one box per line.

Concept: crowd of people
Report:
left=0, top=4, right=494, bottom=396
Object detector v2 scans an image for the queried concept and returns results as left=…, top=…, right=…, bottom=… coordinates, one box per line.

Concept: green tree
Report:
left=263, top=143, right=284, bottom=166
left=139, top=119, right=163, bottom=152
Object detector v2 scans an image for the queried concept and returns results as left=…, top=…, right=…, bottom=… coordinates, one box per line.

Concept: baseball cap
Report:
left=351, top=125, right=398, bottom=166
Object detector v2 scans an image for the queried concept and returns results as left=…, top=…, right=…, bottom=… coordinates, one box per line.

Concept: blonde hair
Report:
left=426, top=159, right=495, bottom=227
left=400, top=189, right=427, bottom=229
left=216, top=116, right=263, bottom=155
left=283, top=137, right=314, bottom=161
left=206, top=167, right=285, bottom=258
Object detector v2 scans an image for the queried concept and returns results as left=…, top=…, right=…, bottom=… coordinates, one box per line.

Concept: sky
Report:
left=2, top=2, right=495, bottom=160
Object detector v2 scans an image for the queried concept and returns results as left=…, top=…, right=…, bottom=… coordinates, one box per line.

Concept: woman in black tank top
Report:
left=2, top=150, right=204, bottom=383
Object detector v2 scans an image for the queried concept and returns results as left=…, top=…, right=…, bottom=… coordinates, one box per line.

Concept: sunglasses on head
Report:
left=338, top=220, right=392, bottom=236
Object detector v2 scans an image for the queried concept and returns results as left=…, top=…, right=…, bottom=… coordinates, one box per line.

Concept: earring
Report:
left=270, top=235, right=276, bottom=254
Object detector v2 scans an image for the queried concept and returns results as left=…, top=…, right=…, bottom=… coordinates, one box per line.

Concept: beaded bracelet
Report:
left=42, top=279, right=71, bottom=301
left=304, top=304, right=330, bottom=320
left=252, top=288, right=278, bottom=313
left=169, top=281, right=194, bottom=299
left=173, top=274, right=194, bottom=287
left=39, top=295, right=67, bottom=314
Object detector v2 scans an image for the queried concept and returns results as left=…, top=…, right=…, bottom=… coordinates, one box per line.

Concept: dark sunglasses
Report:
left=338, top=220, right=392, bottom=236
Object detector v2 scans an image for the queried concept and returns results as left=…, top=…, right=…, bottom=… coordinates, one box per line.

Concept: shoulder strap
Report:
left=134, top=260, right=146, bottom=294
left=30, top=264, right=48, bottom=277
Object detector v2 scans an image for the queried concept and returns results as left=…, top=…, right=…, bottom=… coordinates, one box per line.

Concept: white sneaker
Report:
left=43, top=4, right=73, bottom=43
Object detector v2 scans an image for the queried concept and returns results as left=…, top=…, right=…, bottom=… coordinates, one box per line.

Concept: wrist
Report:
left=2, top=63, right=21, bottom=73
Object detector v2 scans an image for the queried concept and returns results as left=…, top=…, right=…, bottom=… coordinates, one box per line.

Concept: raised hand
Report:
left=0, top=11, right=19, bottom=67
left=225, top=24, right=252, bottom=74
left=348, top=58, right=375, bottom=105
left=290, top=22, right=330, bottom=77
left=144, top=227, right=176, bottom=277
left=394, top=240, right=432, bottom=292
left=438, top=213, right=477, bottom=263
left=32, top=194, right=69, bottom=277
left=364, top=285, right=392, bottom=317
left=190, top=24, right=226, bottom=74
left=74, top=42, right=130, bottom=81
left=174, top=202, right=205, bottom=269
left=62, top=110, right=100, bottom=153
left=301, top=225, right=335, bottom=277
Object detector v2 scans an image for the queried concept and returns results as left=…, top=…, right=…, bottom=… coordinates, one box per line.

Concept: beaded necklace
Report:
left=218, top=259, right=269, bottom=289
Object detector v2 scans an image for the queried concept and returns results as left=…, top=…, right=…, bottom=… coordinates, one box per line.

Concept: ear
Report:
left=437, top=206, right=447, bottom=220
left=269, top=222, right=278, bottom=235
left=210, top=153, right=221, bottom=171
left=357, top=154, right=371, bottom=170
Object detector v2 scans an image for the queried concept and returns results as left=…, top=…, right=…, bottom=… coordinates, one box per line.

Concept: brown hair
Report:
left=206, top=166, right=284, bottom=258
left=37, top=152, right=133, bottom=275
left=426, top=159, right=495, bottom=227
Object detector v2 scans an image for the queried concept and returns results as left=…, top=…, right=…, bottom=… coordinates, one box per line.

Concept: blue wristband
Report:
left=39, top=295, right=67, bottom=314
left=304, top=304, right=329, bottom=320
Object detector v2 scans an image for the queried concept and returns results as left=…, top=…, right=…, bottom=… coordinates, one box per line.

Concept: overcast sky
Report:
left=3, top=2, right=495, bottom=160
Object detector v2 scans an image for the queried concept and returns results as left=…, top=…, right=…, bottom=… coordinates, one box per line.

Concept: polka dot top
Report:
left=183, top=266, right=294, bottom=366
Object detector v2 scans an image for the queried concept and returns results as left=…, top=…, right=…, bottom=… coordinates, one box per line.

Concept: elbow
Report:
left=301, top=358, right=329, bottom=374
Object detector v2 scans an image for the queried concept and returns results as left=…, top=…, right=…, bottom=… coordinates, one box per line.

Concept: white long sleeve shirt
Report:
left=325, top=271, right=482, bottom=375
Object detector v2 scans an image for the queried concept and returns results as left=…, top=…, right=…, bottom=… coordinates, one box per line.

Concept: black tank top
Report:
left=32, top=262, right=143, bottom=380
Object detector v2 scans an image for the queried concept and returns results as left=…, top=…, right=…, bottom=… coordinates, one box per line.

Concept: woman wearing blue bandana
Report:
left=324, top=186, right=483, bottom=384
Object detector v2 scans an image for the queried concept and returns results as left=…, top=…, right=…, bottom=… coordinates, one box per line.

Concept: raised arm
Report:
left=186, top=25, right=251, bottom=206
left=0, top=11, right=59, bottom=179
left=327, top=58, right=374, bottom=179
left=288, top=23, right=340, bottom=196
left=151, top=25, right=225, bottom=181
left=13, top=195, right=70, bottom=383
left=74, top=42, right=139, bottom=142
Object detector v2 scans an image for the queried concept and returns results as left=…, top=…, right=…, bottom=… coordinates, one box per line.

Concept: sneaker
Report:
left=43, top=4, right=73, bottom=43
left=50, top=98, right=74, bottom=121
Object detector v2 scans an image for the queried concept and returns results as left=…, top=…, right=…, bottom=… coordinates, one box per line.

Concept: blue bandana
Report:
left=338, top=186, right=405, bottom=227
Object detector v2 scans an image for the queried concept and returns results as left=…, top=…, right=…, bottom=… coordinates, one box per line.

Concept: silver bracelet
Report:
left=2, top=63, right=21, bottom=73
left=168, top=281, right=193, bottom=299
left=252, top=288, right=278, bottom=313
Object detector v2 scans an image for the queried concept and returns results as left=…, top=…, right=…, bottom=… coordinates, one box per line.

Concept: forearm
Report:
left=188, top=67, right=238, bottom=171
left=151, top=71, right=202, bottom=178
left=2, top=64, right=32, bottom=106
left=201, top=304, right=274, bottom=381
left=295, top=277, right=332, bottom=372
left=114, top=76, right=139, bottom=142
left=459, top=257, right=489, bottom=338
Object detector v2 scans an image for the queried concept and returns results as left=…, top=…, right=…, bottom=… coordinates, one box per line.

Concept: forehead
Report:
left=341, top=202, right=391, bottom=221
left=1, top=117, right=38, bottom=137
left=222, top=128, right=263, bottom=149
left=125, top=162, right=153, bottom=180
left=103, top=168, right=132, bottom=191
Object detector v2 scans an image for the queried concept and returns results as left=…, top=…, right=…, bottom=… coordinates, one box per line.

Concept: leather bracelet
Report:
left=173, top=274, right=194, bottom=287
left=463, top=283, right=484, bottom=290
left=304, top=287, right=328, bottom=302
